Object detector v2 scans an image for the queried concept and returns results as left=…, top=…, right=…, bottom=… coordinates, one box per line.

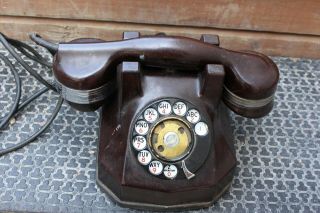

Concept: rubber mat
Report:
left=0, top=45, right=319, bottom=213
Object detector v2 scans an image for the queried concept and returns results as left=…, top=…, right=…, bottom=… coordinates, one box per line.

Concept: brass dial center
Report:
left=149, top=118, right=192, bottom=161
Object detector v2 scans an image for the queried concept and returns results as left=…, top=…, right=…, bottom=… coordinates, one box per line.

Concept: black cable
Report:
left=2, top=33, right=52, bottom=69
left=9, top=38, right=45, bottom=60
left=17, top=87, right=49, bottom=113
left=0, top=33, right=56, bottom=91
left=0, top=87, right=50, bottom=130
left=29, top=33, right=58, bottom=55
left=0, top=53, right=21, bottom=128
left=0, top=33, right=63, bottom=156
left=10, top=40, right=52, bottom=68
left=0, top=97, right=63, bottom=156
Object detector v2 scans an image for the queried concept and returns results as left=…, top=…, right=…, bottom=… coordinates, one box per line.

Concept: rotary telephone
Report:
left=50, top=32, right=278, bottom=210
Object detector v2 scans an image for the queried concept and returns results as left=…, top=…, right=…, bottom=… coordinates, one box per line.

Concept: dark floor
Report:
left=0, top=45, right=319, bottom=213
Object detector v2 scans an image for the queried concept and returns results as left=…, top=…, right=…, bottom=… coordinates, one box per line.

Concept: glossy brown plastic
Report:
left=96, top=32, right=236, bottom=210
left=53, top=34, right=279, bottom=117
left=56, top=38, right=109, bottom=111
left=53, top=36, right=278, bottom=95
left=51, top=32, right=279, bottom=210
left=98, top=97, right=236, bottom=210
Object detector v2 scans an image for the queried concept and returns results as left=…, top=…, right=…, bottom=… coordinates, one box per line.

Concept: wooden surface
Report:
left=1, top=0, right=320, bottom=35
left=0, top=0, right=319, bottom=58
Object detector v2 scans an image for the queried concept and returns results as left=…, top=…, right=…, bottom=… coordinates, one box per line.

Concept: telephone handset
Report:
left=51, top=32, right=279, bottom=210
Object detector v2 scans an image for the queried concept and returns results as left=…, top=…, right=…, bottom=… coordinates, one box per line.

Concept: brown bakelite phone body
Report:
left=52, top=32, right=279, bottom=211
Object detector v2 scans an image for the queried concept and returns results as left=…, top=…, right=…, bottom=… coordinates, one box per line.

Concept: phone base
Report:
left=96, top=32, right=236, bottom=210
left=97, top=99, right=236, bottom=211
left=96, top=167, right=234, bottom=211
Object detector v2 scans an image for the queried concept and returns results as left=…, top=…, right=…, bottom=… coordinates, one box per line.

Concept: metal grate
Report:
left=0, top=45, right=319, bottom=213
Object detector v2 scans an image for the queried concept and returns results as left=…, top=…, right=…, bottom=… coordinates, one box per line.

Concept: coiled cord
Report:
left=0, top=33, right=63, bottom=156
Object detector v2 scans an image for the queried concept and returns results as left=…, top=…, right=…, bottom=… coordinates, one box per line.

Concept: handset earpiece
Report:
left=55, top=37, right=116, bottom=111
left=222, top=50, right=279, bottom=117
left=52, top=35, right=279, bottom=117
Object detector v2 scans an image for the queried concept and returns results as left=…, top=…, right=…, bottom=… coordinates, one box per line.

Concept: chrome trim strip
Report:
left=223, top=86, right=274, bottom=108
left=54, top=79, right=116, bottom=104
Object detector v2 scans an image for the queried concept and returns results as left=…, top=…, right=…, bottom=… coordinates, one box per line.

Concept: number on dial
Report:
left=135, top=120, right=149, bottom=135
left=138, top=150, right=152, bottom=165
left=148, top=161, right=163, bottom=175
left=158, top=101, right=172, bottom=115
left=132, top=136, right=147, bottom=151
left=173, top=102, right=187, bottom=116
left=186, top=109, right=200, bottom=123
left=163, top=165, right=178, bottom=179
left=144, top=108, right=158, bottom=123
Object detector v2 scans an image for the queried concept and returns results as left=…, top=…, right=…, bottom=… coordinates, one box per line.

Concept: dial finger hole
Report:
left=158, top=145, right=164, bottom=152
left=178, top=127, right=185, bottom=134
left=152, top=133, right=158, bottom=144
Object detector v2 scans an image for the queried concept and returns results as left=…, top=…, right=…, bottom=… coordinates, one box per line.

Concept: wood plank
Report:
left=0, top=16, right=319, bottom=59
left=0, top=0, right=320, bottom=35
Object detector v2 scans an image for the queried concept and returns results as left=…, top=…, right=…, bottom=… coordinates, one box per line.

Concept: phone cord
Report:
left=0, top=33, right=63, bottom=156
